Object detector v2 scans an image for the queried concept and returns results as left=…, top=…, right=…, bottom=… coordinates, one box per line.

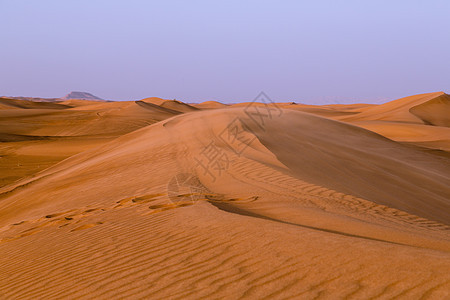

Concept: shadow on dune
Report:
left=245, top=110, right=450, bottom=225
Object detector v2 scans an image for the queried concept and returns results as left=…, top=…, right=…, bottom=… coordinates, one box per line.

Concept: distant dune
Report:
left=193, top=100, right=229, bottom=109
left=409, top=93, right=450, bottom=127
left=140, top=97, right=199, bottom=113
left=339, top=91, right=446, bottom=123
left=0, top=97, right=71, bottom=110
left=0, top=92, right=449, bottom=299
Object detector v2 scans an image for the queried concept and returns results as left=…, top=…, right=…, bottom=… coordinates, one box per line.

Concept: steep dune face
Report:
left=409, top=93, right=450, bottom=127
left=276, top=102, right=373, bottom=116
left=159, top=100, right=199, bottom=113
left=140, top=97, right=199, bottom=113
left=351, top=121, right=450, bottom=153
left=253, top=110, right=450, bottom=224
left=326, top=92, right=450, bottom=155
left=0, top=104, right=449, bottom=298
left=341, top=92, right=446, bottom=123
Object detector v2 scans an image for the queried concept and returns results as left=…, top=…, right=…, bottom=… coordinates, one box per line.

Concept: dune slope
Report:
left=409, top=93, right=450, bottom=127
left=0, top=100, right=179, bottom=187
left=323, top=92, right=450, bottom=155
left=340, top=92, right=447, bottom=123
left=0, top=107, right=449, bottom=299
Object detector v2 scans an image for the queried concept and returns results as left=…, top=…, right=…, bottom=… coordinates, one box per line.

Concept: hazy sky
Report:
left=1, top=0, right=449, bottom=104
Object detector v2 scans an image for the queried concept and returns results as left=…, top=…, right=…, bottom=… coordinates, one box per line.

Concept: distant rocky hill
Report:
left=60, top=91, right=104, bottom=100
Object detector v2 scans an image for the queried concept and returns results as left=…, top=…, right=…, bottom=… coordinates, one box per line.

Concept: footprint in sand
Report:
left=71, top=222, right=104, bottom=232
left=167, top=173, right=209, bottom=204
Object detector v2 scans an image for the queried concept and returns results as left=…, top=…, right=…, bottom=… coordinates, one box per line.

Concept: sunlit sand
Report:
left=0, top=92, right=449, bottom=299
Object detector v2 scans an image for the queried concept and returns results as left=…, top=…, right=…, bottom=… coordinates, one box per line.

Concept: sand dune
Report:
left=409, top=93, right=450, bottom=127
left=193, top=100, right=229, bottom=109
left=140, top=97, right=199, bottom=113
left=0, top=97, right=71, bottom=110
left=318, top=92, right=450, bottom=155
left=351, top=121, right=450, bottom=153
left=0, top=99, right=180, bottom=187
left=0, top=93, right=449, bottom=299
left=340, top=91, right=446, bottom=123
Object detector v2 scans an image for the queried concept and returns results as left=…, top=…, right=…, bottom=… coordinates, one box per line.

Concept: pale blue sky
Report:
left=1, top=0, right=449, bottom=103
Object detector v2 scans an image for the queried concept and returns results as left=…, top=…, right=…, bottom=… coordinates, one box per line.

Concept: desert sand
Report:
left=0, top=92, right=449, bottom=299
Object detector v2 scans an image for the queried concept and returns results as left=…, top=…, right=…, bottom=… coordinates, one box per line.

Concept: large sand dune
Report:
left=0, top=93, right=449, bottom=299
left=338, top=92, right=446, bottom=123
left=0, top=99, right=178, bottom=187
left=409, top=93, right=450, bottom=127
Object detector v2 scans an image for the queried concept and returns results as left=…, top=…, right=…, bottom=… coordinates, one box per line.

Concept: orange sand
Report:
left=0, top=93, right=449, bottom=299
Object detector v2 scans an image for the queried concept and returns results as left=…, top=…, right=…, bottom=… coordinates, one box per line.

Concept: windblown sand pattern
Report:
left=0, top=93, right=449, bottom=299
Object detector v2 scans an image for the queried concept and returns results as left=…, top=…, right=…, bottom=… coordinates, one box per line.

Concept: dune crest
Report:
left=0, top=94, right=449, bottom=299
left=341, top=91, right=446, bottom=123
left=409, top=93, right=450, bottom=127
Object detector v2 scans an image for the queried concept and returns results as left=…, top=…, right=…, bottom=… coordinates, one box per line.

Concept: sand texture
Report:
left=0, top=93, right=449, bottom=299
